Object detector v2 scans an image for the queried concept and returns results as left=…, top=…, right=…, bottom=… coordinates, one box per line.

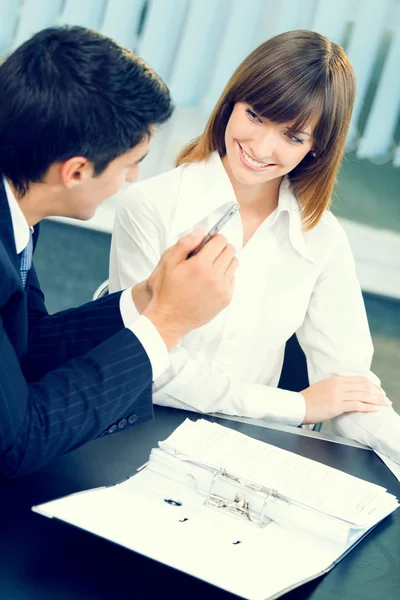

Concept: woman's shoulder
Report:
left=121, top=164, right=183, bottom=210
left=303, top=209, right=351, bottom=263
left=311, top=209, right=347, bottom=238
left=118, top=160, right=205, bottom=219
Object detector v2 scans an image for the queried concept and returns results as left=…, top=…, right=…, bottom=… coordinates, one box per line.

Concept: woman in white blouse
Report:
left=110, top=30, right=400, bottom=463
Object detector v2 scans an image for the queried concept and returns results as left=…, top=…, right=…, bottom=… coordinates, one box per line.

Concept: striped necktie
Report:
left=19, top=231, right=33, bottom=287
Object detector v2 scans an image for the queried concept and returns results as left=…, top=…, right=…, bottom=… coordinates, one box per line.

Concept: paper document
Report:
left=161, top=419, right=397, bottom=526
left=32, top=418, right=399, bottom=600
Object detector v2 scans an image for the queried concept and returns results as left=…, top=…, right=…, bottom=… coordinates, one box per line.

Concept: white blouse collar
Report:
left=171, top=152, right=314, bottom=263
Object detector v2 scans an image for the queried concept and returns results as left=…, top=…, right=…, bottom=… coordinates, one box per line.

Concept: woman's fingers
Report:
left=344, top=391, right=390, bottom=406
left=335, top=376, right=389, bottom=406
left=302, top=376, right=391, bottom=424
left=341, top=376, right=382, bottom=392
left=344, top=401, right=382, bottom=413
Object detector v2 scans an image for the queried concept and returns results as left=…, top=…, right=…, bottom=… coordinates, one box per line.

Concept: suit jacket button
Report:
left=128, top=414, right=138, bottom=425
left=118, top=418, right=127, bottom=429
left=108, top=424, right=118, bottom=434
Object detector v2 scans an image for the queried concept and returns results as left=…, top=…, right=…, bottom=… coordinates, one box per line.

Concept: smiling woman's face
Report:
left=223, top=102, right=316, bottom=186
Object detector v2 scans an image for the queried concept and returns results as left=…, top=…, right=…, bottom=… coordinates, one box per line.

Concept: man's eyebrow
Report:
left=134, top=151, right=149, bottom=165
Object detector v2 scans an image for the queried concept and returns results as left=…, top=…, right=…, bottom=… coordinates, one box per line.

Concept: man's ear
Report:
left=59, top=157, right=93, bottom=188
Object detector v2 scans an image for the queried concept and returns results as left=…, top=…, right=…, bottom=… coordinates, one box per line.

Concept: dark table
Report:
left=1, top=406, right=399, bottom=600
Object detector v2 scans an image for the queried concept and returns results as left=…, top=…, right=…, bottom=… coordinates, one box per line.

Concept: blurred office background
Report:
left=1, top=0, right=399, bottom=408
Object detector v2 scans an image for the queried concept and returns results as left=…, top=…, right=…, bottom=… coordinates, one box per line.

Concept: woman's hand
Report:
left=301, top=376, right=391, bottom=424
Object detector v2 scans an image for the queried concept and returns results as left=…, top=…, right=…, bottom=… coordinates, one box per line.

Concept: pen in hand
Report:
left=187, top=203, right=239, bottom=259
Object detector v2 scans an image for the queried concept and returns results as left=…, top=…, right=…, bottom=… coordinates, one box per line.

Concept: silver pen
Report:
left=187, top=203, right=239, bottom=258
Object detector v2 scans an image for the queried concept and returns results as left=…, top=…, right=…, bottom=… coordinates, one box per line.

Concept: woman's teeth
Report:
left=241, top=147, right=270, bottom=168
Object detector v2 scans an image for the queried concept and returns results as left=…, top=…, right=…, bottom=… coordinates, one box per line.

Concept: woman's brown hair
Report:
left=176, top=30, right=356, bottom=229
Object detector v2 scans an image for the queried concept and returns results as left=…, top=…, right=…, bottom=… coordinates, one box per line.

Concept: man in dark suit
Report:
left=0, top=27, right=238, bottom=477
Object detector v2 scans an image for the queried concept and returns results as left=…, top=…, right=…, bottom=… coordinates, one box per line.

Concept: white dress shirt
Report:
left=3, top=177, right=169, bottom=381
left=109, top=152, right=400, bottom=463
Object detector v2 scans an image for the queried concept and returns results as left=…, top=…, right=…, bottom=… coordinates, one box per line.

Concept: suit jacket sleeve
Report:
left=23, top=264, right=130, bottom=381
left=0, top=317, right=153, bottom=478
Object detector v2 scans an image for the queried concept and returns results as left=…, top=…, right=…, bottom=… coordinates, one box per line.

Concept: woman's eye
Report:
left=246, top=109, right=262, bottom=123
left=286, top=133, right=304, bottom=145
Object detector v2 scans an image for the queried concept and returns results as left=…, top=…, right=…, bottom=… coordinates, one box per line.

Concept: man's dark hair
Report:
left=0, top=26, right=173, bottom=195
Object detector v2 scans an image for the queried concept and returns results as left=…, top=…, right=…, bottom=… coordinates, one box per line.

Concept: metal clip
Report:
left=204, top=468, right=273, bottom=528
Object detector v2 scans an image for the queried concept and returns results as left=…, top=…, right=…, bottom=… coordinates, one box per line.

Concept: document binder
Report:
left=146, top=446, right=377, bottom=547
left=202, top=466, right=362, bottom=542
left=32, top=419, right=399, bottom=600
left=205, top=467, right=273, bottom=527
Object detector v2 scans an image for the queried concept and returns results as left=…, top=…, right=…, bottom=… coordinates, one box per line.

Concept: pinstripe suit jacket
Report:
left=0, top=180, right=153, bottom=477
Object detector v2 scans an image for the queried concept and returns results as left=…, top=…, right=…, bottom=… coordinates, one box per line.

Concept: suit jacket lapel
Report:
left=0, top=175, right=20, bottom=272
left=0, top=175, right=29, bottom=359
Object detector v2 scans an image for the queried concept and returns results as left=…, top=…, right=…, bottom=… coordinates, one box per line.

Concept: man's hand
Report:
left=131, top=280, right=151, bottom=314
left=301, top=376, right=391, bottom=424
left=141, top=229, right=238, bottom=349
